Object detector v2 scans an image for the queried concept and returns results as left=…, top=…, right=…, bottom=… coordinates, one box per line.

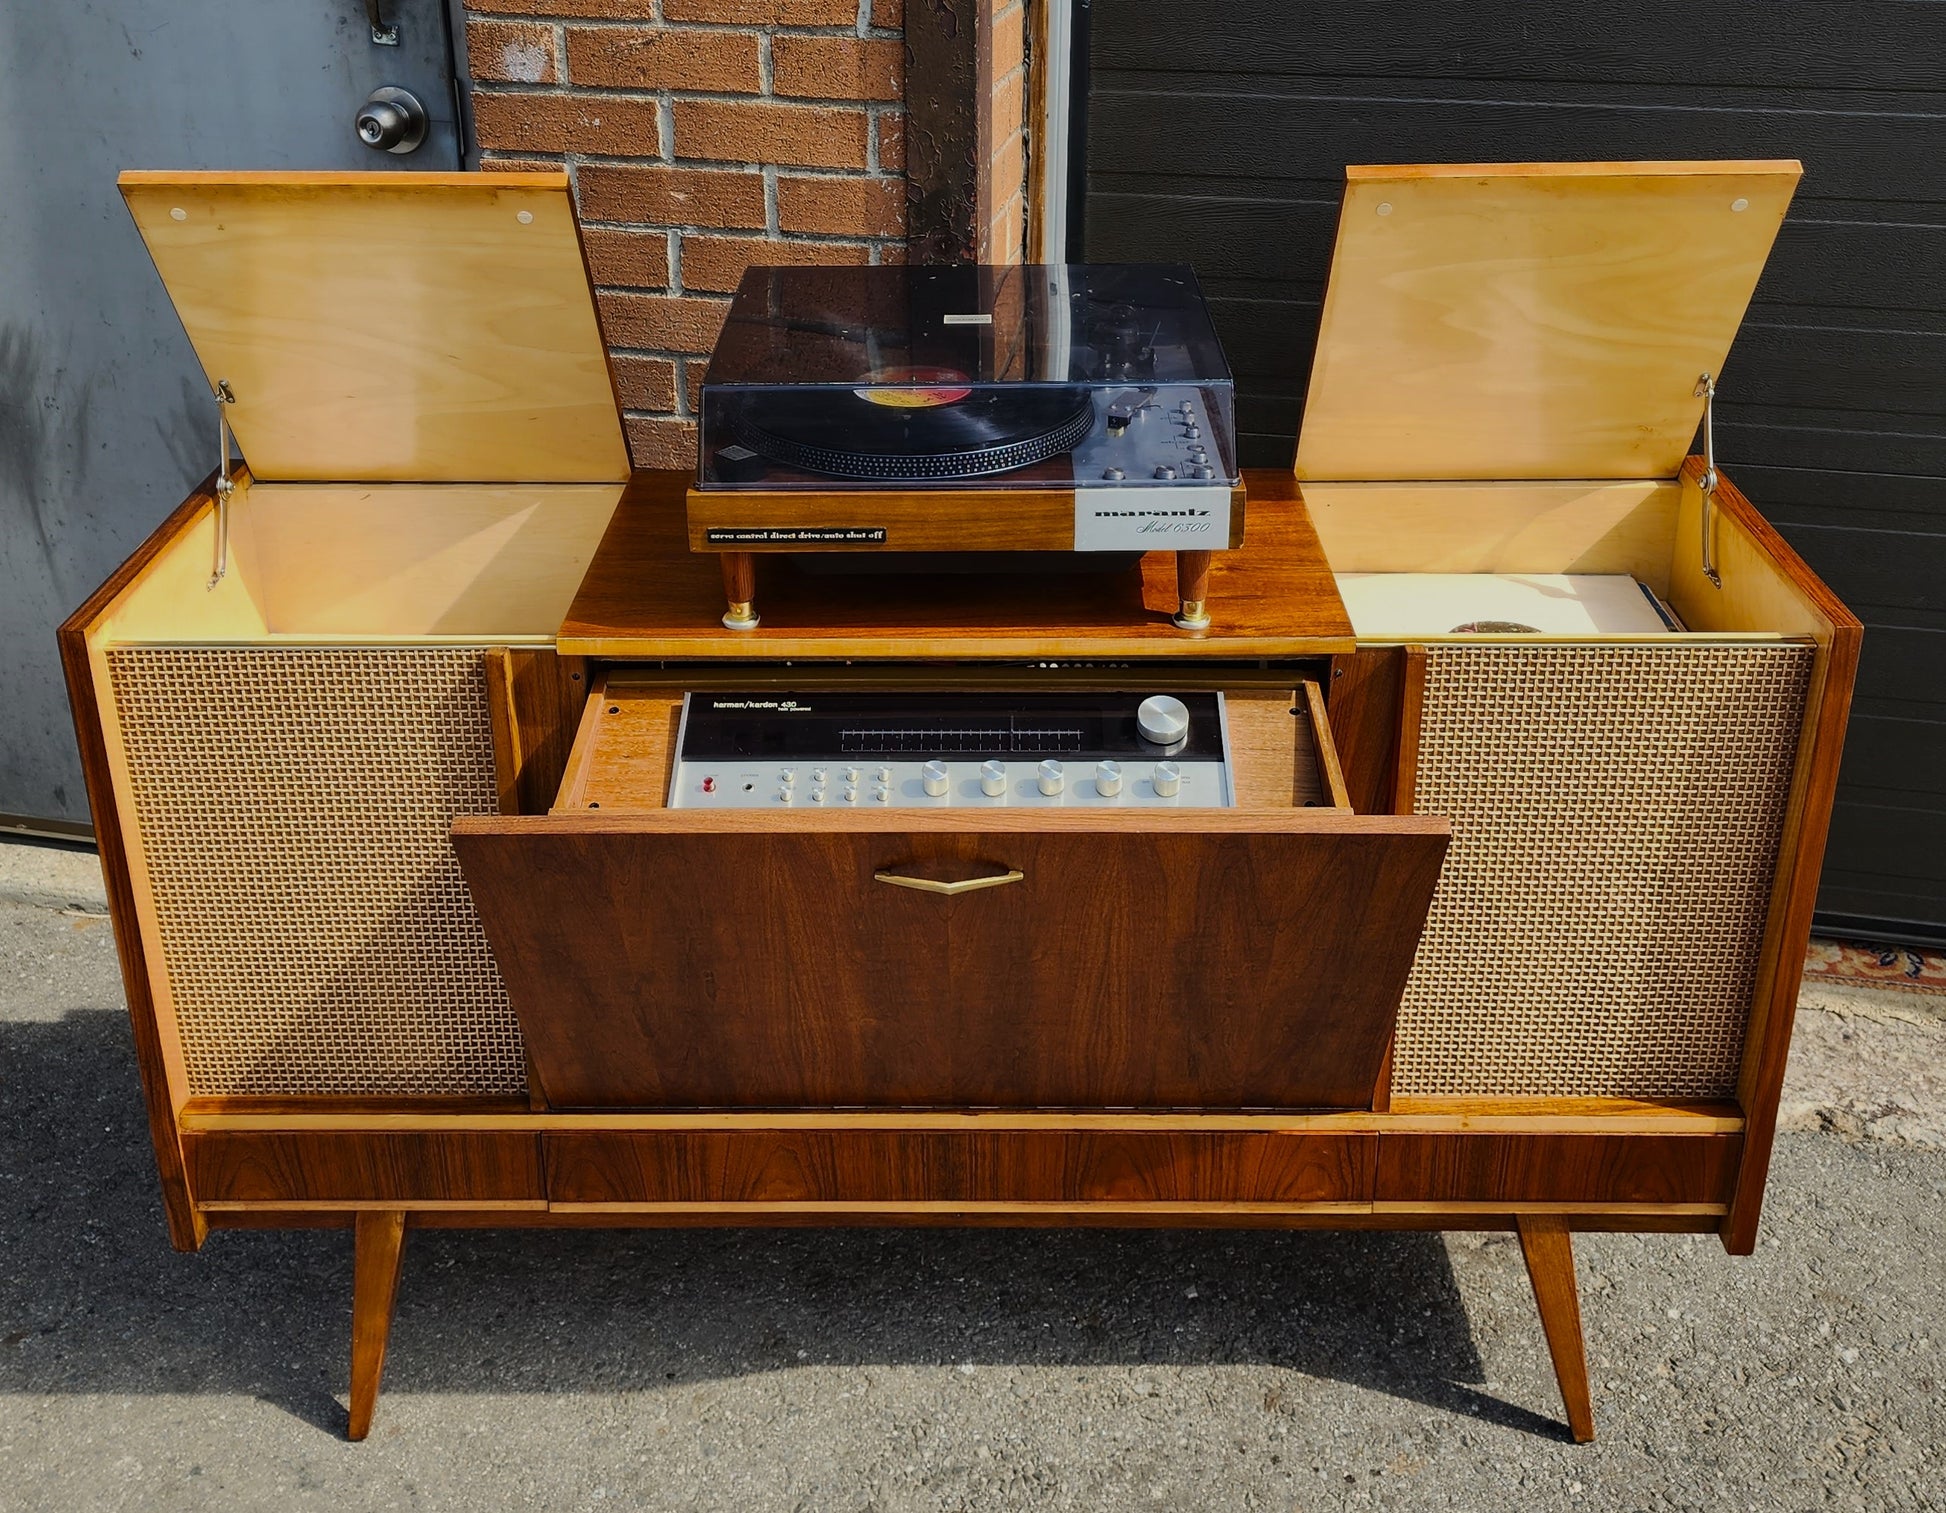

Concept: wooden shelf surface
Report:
left=557, top=469, right=1352, bottom=659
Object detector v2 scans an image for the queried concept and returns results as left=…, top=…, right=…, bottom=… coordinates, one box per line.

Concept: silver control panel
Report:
left=1071, top=386, right=1234, bottom=552
left=668, top=691, right=1234, bottom=809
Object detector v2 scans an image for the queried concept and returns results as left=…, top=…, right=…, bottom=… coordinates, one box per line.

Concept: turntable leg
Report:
left=720, top=552, right=760, bottom=631
left=1173, top=550, right=1213, bottom=630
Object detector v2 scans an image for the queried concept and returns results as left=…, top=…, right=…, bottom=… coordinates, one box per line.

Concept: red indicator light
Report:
left=701, top=776, right=716, bottom=793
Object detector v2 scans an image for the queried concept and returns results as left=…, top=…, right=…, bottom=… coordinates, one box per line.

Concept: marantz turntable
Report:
left=686, top=263, right=1245, bottom=630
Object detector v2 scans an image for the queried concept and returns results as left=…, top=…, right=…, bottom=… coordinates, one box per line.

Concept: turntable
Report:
left=688, top=263, right=1244, bottom=630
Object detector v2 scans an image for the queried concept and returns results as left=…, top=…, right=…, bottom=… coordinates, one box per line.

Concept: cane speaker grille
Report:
left=106, top=646, right=525, bottom=1097
left=1392, top=643, right=1813, bottom=1099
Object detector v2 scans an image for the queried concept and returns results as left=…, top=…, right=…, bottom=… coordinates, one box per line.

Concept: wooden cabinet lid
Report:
left=1294, top=161, right=1800, bottom=483
left=120, top=171, right=629, bottom=484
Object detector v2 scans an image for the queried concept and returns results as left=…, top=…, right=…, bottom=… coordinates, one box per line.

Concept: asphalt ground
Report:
left=3, top=842, right=1942, bottom=1512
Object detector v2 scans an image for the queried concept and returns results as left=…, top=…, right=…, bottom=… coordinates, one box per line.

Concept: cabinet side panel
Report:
left=57, top=486, right=219, bottom=1250
left=1392, top=643, right=1813, bottom=1099
left=103, top=646, right=527, bottom=1097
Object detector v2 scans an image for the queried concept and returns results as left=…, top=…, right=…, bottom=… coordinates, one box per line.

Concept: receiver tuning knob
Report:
left=1137, top=694, right=1190, bottom=747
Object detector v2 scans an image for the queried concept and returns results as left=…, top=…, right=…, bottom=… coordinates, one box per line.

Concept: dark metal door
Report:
left=0, top=0, right=462, bottom=833
left=1077, top=0, right=1946, bottom=943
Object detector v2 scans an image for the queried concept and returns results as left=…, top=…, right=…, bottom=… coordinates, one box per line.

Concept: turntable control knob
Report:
left=1153, top=465, right=1178, bottom=480
left=1102, top=466, right=1125, bottom=481
left=1038, top=759, right=1065, bottom=796
left=1183, top=425, right=1201, bottom=440
left=980, top=760, right=1007, bottom=797
left=1138, top=694, right=1191, bottom=746
left=1189, top=465, right=1214, bottom=479
left=1152, top=760, right=1183, bottom=798
left=922, top=760, right=950, bottom=797
left=1178, top=400, right=1194, bottom=415
left=1095, top=760, right=1123, bottom=798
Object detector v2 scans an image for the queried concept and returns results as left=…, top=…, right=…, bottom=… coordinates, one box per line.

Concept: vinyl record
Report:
left=735, top=383, right=1095, bottom=481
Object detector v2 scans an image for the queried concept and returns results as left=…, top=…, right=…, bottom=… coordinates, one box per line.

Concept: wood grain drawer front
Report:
left=1375, top=1133, right=1742, bottom=1206
left=547, top=1131, right=1376, bottom=1206
left=452, top=812, right=1449, bottom=1111
left=186, top=1131, right=544, bottom=1205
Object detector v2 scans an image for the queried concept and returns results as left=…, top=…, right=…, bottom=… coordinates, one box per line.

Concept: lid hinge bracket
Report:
left=1695, top=372, right=1722, bottom=589
left=209, top=379, right=236, bottom=590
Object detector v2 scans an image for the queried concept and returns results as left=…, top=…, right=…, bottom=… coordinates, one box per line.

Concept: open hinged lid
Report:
left=120, top=171, right=629, bottom=484
left=1294, top=161, right=1800, bottom=483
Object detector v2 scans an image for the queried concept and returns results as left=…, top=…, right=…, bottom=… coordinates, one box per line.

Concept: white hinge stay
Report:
left=209, top=379, right=236, bottom=590
left=1695, top=372, right=1722, bottom=589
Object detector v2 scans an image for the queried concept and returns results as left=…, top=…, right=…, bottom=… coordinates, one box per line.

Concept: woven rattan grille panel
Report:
left=1392, top=643, right=1813, bottom=1099
left=107, top=647, right=525, bottom=1097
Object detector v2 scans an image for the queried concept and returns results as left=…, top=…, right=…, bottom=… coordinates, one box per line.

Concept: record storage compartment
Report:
left=72, top=476, right=621, bottom=1102
left=1305, top=462, right=1851, bottom=1108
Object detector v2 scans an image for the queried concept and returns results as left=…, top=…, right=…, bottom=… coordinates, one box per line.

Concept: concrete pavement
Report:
left=3, top=841, right=1941, bottom=1512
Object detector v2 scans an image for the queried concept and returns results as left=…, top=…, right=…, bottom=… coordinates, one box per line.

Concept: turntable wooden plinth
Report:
left=684, top=481, right=1249, bottom=632
left=583, top=472, right=1323, bottom=657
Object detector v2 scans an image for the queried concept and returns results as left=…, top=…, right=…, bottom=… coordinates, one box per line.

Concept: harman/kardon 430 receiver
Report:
left=666, top=691, right=1234, bottom=808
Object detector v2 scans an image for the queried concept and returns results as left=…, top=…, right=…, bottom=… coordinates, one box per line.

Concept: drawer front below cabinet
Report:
left=185, top=1130, right=544, bottom=1205
left=452, top=812, right=1449, bottom=1111
left=1374, top=1133, right=1743, bottom=1206
left=546, top=1130, right=1376, bottom=1206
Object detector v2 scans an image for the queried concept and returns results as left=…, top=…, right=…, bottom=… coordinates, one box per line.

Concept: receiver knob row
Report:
left=910, top=757, right=1187, bottom=799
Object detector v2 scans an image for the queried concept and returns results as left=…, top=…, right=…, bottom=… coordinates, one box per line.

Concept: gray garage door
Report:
left=1078, top=0, right=1946, bottom=943
left=0, top=0, right=463, bottom=835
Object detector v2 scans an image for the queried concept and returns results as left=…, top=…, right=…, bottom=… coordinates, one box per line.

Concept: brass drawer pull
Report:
left=873, top=867, right=1024, bottom=896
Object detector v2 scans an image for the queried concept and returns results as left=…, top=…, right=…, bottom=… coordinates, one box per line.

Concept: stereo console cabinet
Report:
left=63, top=164, right=1857, bottom=1444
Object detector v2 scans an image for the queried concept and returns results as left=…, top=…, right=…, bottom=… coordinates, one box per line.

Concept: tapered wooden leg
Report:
left=1173, top=549, right=1213, bottom=630
left=347, top=1209, right=407, bottom=1442
left=720, top=551, right=759, bottom=630
left=1516, top=1214, right=1596, bottom=1443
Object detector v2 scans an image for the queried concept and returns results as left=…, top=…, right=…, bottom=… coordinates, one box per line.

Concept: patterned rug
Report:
left=1805, top=938, right=1946, bottom=996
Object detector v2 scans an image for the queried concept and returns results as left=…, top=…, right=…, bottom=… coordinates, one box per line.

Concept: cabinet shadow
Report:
left=1, top=1007, right=1560, bottom=1440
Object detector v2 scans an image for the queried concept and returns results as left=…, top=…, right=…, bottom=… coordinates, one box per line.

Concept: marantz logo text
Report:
left=1090, top=507, right=1214, bottom=535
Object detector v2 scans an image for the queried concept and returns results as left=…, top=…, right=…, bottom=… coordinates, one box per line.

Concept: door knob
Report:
left=356, top=87, right=428, bottom=154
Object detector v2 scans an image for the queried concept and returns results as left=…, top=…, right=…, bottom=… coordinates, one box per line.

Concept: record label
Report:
left=855, top=366, right=973, bottom=408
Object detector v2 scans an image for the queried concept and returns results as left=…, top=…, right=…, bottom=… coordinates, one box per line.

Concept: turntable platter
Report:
left=735, top=384, right=1096, bottom=482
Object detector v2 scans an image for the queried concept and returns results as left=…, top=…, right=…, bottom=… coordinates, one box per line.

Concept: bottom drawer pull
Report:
left=873, top=867, right=1024, bottom=896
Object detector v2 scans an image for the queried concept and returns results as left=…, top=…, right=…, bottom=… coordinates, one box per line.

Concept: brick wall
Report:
left=978, top=0, right=1027, bottom=263
left=465, top=0, right=910, bottom=469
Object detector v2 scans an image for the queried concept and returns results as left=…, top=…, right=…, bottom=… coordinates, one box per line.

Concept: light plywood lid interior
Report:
left=1294, top=161, right=1800, bottom=483
left=121, top=172, right=629, bottom=484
